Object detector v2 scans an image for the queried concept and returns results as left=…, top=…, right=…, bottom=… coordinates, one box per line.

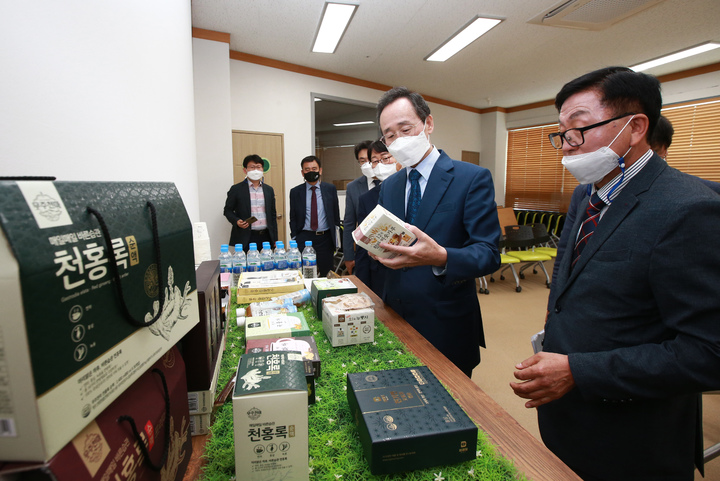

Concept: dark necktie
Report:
left=571, top=192, right=605, bottom=268
left=406, top=169, right=421, bottom=224
left=310, top=185, right=318, bottom=231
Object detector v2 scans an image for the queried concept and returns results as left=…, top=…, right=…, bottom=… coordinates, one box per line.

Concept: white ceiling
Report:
left=191, top=0, right=720, bottom=110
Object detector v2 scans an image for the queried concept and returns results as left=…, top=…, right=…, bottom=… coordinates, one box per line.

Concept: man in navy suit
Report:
left=343, top=140, right=373, bottom=274
left=511, top=67, right=720, bottom=480
left=289, top=155, right=340, bottom=277
left=223, top=154, right=277, bottom=251
left=371, top=87, right=501, bottom=377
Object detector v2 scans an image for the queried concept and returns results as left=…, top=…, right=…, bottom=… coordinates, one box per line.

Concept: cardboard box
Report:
left=190, top=412, right=212, bottom=436
left=310, top=278, right=357, bottom=318
left=236, top=270, right=304, bottom=300
left=0, top=346, right=192, bottom=480
left=245, top=312, right=311, bottom=341
left=233, top=351, right=309, bottom=481
left=187, top=332, right=225, bottom=415
left=182, top=260, right=224, bottom=392
left=347, top=366, right=477, bottom=475
left=0, top=180, right=199, bottom=462
left=352, top=204, right=417, bottom=259
left=322, top=293, right=375, bottom=347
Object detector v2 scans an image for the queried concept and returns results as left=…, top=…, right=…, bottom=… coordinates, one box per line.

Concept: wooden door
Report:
left=231, top=131, right=286, bottom=243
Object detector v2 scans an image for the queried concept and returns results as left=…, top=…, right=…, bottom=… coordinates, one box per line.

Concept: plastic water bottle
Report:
left=302, top=241, right=317, bottom=279
left=274, top=241, right=288, bottom=270
left=246, top=243, right=262, bottom=272
left=261, top=242, right=274, bottom=271
left=232, top=244, right=246, bottom=286
left=287, top=241, right=302, bottom=271
left=219, top=244, right=232, bottom=274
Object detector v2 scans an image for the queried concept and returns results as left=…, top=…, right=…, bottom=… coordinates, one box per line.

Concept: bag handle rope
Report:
left=87, top=201, right=165, bottom=327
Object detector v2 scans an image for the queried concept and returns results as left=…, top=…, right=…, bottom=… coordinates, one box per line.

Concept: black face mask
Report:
left=304, top=171, right=320, bottom=183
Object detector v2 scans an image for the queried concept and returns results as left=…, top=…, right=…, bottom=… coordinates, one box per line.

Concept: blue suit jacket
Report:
left=288, top=181, right=341, bottom=249
left=343, top=176, right=369, bottom=261
left=542, top=154, right=720, bottom=480
left=378, top=150, right=501, bottom=374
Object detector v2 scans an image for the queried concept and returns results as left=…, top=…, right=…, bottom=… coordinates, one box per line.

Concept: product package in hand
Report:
left=352, top=204, right=416, bottom=259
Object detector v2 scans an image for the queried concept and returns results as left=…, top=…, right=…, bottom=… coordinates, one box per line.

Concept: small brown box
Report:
left=182, top=260, right=225, bottom=391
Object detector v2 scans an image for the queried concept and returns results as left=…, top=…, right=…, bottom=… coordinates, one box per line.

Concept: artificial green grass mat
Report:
left=200, top=288, right=524, bottom=481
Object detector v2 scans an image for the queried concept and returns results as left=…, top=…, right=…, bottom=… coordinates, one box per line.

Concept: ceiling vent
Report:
left=528, top=0, right=666, bottom=30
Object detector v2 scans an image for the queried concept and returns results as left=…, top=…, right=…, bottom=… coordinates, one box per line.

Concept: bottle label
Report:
left=277, top=260, right=288, bottom=270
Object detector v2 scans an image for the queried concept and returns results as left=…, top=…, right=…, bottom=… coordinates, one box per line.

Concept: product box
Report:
left=236, top=270, right=304, bottom=301
left=190, top=412, right=212, bottom=436
left=187, top=331, right=225, bottom=415
left=322, top=293, right=375, bottom=347
left=182, top=260, right=224, bottom=392
left=347, top=366, right=477, bottom=475
left=0, top=180, right=199, bottom=462
left=352, top=204, right=417, bottom=259
left=246, top=336, right=321, bottom=378
left=246, top=336, right=321, bottom=404
left=233, top=351, right=309, bottom=481
left=0, top=346, right=192, bottom=480
left=245, top=312, right=311, bottom=341
left=310, top=277, right=357, bottom=318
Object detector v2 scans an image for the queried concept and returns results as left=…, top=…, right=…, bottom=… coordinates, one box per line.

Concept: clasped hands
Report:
left=368, top=224, right=447, bottom=269
left=510, top=352, right=575, bottom=408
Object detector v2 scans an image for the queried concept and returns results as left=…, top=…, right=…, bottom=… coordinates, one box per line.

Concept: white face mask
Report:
left=561, top=115, right=635, bottom=185
left=372, top=162, right=397, bottom=181
left=387, top=121, right=431, bottom=168
left=360, top=161, right=375, bottom=182
left=246, top=170, right=264, bottom=181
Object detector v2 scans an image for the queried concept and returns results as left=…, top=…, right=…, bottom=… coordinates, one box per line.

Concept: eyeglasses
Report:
left=548, top=113, right=635, bottom=149
left=370, top=154, right=395, bottom=167
left=302, top=166, right=320, bottom=173
left=381, top=120, right=423, bottom=146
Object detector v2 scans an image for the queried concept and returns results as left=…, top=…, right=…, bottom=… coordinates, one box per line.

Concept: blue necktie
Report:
left=571, top=192, right=605, bottom=268
left=406, top=169, right=421, bottom=224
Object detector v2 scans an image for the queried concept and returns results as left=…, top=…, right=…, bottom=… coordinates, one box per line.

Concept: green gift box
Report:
left=0, top=180, right=199, bottom=462
left=347, top=366, right=477, bottom=475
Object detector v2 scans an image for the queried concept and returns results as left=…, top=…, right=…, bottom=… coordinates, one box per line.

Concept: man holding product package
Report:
left=510, top=67, right=720, bottom=480
left=371, top=87, right=501, bottom=377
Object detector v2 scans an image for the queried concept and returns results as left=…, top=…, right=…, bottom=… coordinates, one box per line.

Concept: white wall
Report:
left=0, top=1, right=199, bottom=220
left=226, top=60, right=485, bottom=244
left=192, top=38, right=233, bottom=258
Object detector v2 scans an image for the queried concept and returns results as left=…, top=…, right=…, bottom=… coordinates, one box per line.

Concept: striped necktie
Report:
left=406, top=169, right=421, bottom=224
left=571, top=192, right=605, bottom=268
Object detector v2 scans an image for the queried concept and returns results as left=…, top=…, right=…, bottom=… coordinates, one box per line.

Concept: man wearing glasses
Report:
left=343, top=140, right=373, bottom=274
left=371, top=87, right=501, bottom=377
left=511, top=67, right=720, bottom=480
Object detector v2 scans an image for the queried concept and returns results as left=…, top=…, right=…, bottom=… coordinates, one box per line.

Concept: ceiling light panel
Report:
left=312, top=3, right=358, bottom=54
left=425, top=16, right=503, bottom=62
left=631, top=42, right=720, bottom=72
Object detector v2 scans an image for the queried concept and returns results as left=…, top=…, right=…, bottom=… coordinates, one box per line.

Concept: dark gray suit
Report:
left=343, top=175, right=369, bottom=262
left=542, top=154, right=720, bottom=480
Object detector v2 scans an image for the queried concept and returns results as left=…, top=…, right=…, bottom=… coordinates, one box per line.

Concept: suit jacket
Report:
left=541, top=154, right=720, bottom=480
left=223, top=179, right=278, bottom=247
left=354, top=183, right=385, bottom=296
left=378, top=150, right=501, bottom=374
left=289, top=181, right=341, bottom=249
left=550, top=183, right=587, bottom=294
left=343, top=176, right=369, bottom=261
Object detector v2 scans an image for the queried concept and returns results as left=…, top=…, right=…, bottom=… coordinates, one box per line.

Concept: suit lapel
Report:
left=385, top=170, right=407, bottom=220
left=413, top=153, right=453, bottom=231
left=560, top=155, right=666, bottom=288
left=241, top=180, right=252, bottom=215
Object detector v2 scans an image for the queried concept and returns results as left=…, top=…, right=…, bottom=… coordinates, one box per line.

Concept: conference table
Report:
left=183, top=275, right=581, bottom=481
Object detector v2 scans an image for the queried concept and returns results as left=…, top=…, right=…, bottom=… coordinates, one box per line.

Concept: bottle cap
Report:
left=305, top=241, right=312, bottom=246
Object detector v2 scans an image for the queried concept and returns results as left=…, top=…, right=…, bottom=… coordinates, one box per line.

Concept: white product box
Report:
left=352, top=204, right=417, bottom=258
left=322, top=292, right=375, bottom=347
left=233, top=351, right=309, bottom=481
